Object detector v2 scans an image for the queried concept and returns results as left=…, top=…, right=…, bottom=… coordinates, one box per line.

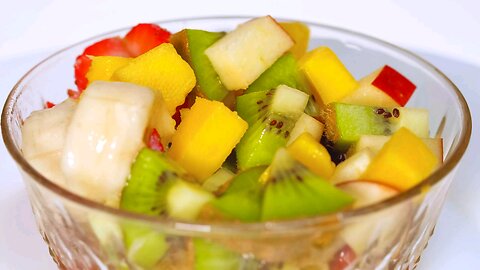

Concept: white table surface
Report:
left=1, top=1, right=479, bottom=269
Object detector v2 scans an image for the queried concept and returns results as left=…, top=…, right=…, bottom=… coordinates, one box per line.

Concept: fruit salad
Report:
left=21, top=16, right=443, bottom=269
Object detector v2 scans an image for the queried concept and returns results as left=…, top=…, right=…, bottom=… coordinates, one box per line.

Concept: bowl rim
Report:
left=1, top=16, right=472, bottom=234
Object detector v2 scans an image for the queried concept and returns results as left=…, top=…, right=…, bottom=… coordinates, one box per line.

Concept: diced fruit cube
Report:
left=166, top=180, right=214, bottom=220
left=341, top=68, right=400, bottom=107
left=205, top=16, right=294, bottom=90
left=246, top=53, right=305, bottom=94
left=168, top=98, right=248, bottom=180
left=362, top=128, right=439, bottom=190
left=202, top=167, right=235, bottom=193
left=330, top=148, right=375, bottom=184
left=299, top=47, right=358, bottom=105
left=171, top=29, right=229, bottom=101
left=279, top=21, right=310, bottom=60
left=324, top=103, right=430, bottom=151
left=112, top=43, right=196, bottom=114
left=371, top=65, right=416, bottom=106
left=147, top=93, right=176, bottom=146
left=124, top=23, right=171, bottom=57
left=287, top=133, right=335, bottom=178
left=85, top=56, right=131, bottom=84
left=271, top=85, right=309, bottom=119
left=287, top=113, right=324, bottom=145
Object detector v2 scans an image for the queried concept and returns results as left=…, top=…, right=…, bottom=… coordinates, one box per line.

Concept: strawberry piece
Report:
left=329, top=244, right=356, bottom=270
left=83, top=37, right=130, bottom=57
left=45, top=101, right=55, bottom=109
left=371, top=65, right=416, bottom=106
left=147, top=128, right=165, bottom=152
left=74, top=37, right=130, bottom=91
left=67, top=89, right=81, bottom=99
left=124, top=23, right=171, bottom=57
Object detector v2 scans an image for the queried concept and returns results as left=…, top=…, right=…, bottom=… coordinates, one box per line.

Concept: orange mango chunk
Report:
left=280, top=21, right=310, bottom=60
left=299, top=47, right=358, bottom=105
left=362, top=128, right=439, bottom=190
left=168, top=98, right=248, bottom=181
left=86, top=56, right=132, bottom=85
left=112, top=43, right=196, bottom=114
left=287, top=132, right=336, bottom=178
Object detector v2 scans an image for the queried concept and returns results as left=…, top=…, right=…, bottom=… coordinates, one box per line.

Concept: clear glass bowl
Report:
left=2, top=17, right=472, bottom=270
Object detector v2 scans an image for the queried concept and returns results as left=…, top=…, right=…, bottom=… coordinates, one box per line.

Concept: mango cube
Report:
left=86, top=56, right=131, bottom=85
left=362, top=128, right=438, bottom=190
left=168, top=98, right=248, bottom=181
left=287, top=133, right=335, bottom=178
left=112, top=43, right=196, bottom=114
left=280, top=21, right=310, bottom=60
left=299, top=47, right=358, bottom=104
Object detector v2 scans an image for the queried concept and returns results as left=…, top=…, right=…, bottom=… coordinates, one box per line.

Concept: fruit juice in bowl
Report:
left=1, top=16, right=471, bottom=269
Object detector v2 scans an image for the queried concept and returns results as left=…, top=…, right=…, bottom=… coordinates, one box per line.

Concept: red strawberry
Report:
left=74, top=37, right=130, bottom=91
left=124, top=23, right=171, bottom=57
left=147, top=128, right=165, bottom=152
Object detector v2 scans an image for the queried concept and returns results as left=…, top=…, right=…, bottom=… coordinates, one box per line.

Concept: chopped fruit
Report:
left=212, top=166, right=265, bottom=221
left=236, top=86, right=309, bottom=170
left=330, top=148, right=375, bottom=184
left=112, top=43, right=196, bottom=114
left=324, top=103, right=430, bottom=151
left=371, top=65, right=416, bottom=106
left=171, top=29, right=229, bottom=101
left=202, top=167, right=235, bottom=194
left=62, top=81, right=154, bottom=206
left=329, top=244, right=356, bottom=270
left=168, top=98, right=248, bottom=181
left=166, top=180, right=214, bottom=220
left=337, top=180, right=399, bottom=207
left=362, top=128, right=439, bottom=190
left=279, top=21, right=310, bottom=60
left=205, top=16, right=294, bottom=90
left=147, top=128, right=165, bottom=152
left=299, top=47, right=358, bottom=105
left=341, top=68, right=400, bottom=107
left=261, top=148, right=353, bottom=220
left=147, top=92, right=176, bottom=146
left=353, top=134, right=443, bottom=163
left=85, top=56, right=131, bottom=84
left=45, top=101, right=55, bottom=108
left=124, top=23, right=171, bottom=57
left=287, top=113, right=324, bottom=145
left=245, top=53, right=305, bottom=94
left=67, top=89, right=81, bottom=99
left=74, top=37, right=131, bottom=91
left=194, top=239, right=242, bottom=270
left=287, top=133, right=336, bottom=179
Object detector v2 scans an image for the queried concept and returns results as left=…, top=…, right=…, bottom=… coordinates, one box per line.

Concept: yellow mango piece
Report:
left=362, top=128, right=439, bottom=190
left=86, top=56, right=131, bottom=84
left=299, top=47, right=358, bottom=105
left=287, top=132, right=335, bottom=178
left=168, top=98, right=248, bottom=181
left=280, top=21, right=310, bottom=60
left=112, top=43, right=196, bottom=114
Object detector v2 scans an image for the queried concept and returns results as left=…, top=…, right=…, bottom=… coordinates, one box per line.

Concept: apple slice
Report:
left=287, top=113, right=324, bottom=145
left=371, top=65, right=416, bottom=106
left=330, top=148, right=375, bottom=185
left=337, top=180, right=409, bottom=256
left=205, top=16, right=294, bottom=90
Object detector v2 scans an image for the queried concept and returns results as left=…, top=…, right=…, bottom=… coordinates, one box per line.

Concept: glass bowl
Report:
left=2, top=17, right=471, bottom=270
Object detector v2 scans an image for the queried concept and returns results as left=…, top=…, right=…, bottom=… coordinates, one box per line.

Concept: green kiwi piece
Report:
left=324, top=103, right=429, bottom=151
left=246, top=53, right=305, bottom=94
left=171, top=29, right=229, bottom=101
left=236, top=86, right=309, bottom=170
left=261, top=148, right=354, bottom=221
left=193, top=239, right=241, bottom=270
left=212, top=166, right=266, bottom=221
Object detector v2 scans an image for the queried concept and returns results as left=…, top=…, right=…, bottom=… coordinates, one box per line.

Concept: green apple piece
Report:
left=246, top=53, right=305, bottom=94
left=171, top=29, right=229, bottom=101
left=287, top=113, right=324, bottom=145
left=166, top=180, right=215, bottom=221
left=205, top=16, right=294, bottom=90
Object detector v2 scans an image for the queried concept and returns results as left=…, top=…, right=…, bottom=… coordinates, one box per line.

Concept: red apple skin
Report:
left=329, top=244, right=357, bottom=270
left=371, top=65, right=416, bottom=106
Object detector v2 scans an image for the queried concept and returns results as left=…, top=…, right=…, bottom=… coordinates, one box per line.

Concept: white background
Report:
left=0, top=0, right=479, bottom=269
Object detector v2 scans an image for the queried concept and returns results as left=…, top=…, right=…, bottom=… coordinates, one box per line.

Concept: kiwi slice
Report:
left=170, top=29, right=229, bottom=101
left=212, top=166, right=266, bottom=222
left=245, top=53, right=305, bottom=94
left=324, top=103, right=429, bottom=151
left=193, top=239, right=241, bottom=270
left=261, top=148, right=353, bottom=220
left=236, top=85, right=309, bottom=170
